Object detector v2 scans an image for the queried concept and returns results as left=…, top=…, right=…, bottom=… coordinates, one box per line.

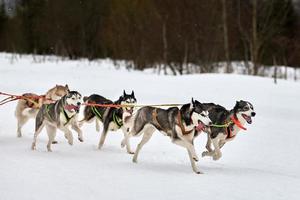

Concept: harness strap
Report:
left=113, top=111, right=123, bottom=127
left=62, top=108, right=75, bottom=126
left=177, top=112, right=194, bottom=135
left=91, top=106, right=102, bottom=120
left=152, top=108, right=165, bottom=131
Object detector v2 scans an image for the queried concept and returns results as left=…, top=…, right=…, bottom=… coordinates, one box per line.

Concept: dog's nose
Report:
left=77, top=102, right=81, bottom=106
left=251, top=112, right=256, bottom=117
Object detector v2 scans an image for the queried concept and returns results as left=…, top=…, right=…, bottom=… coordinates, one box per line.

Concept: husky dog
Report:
left=122, top=99, right=212, bottom=174
left=15, top=84, right=69, bottom=137
left=80, top=90, right=137, bottom=153
left=31, top=91, right=82, bottom=152
left=202, top=100, right=256, bottom=160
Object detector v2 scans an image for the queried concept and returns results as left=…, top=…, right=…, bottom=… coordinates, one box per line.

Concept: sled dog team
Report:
left=14, top=84, right=256, bottom=174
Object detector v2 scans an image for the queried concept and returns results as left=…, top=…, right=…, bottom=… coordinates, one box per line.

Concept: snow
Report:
left=0, top=53, right=300, bottom=200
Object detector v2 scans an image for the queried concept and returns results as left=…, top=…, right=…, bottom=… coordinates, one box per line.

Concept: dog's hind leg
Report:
left=31, top=122, right=44, bottom=150
left=132, top=126, right=155, bottom=163
left=98, top=122, right=109, bottom=149
left=95, top=119, right=100, bottom=132
left=71, top=122, right=84, bottom=142
left=121, top=127, right=134, bottom=154
left=211, top=137, right=222, bottom=160
left=16, top=116, right=29, bottom=138
left=46, top=125, right=56, bottom=152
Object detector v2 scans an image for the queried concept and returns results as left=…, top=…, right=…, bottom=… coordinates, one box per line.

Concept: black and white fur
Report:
left=31, top=91, right=83, bottom=152
left=122, top=99, right=212, bottom=174
left=80, top=90, right=137, bottom=153
left=202, top=100, right=256, bottom=160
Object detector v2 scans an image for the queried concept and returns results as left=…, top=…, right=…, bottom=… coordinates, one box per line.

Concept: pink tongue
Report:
left=196, top=123, right=205, bottom=132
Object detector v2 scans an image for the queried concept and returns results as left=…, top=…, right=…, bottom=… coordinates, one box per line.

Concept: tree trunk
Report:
left=221, top=0, right=231, bottom=73
left=162, top=19, right=168, bottom=75
left=252, top=0, right=259, bottom=75
left=273, top=56, right=277, bottom=84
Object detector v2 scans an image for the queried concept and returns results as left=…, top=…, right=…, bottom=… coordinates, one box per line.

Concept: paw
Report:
left=47, top=147, right=52, bottom=152
left=68, top=139, right=73, bottom=145
left=213, top=154, right=221, bottom=161
left=127, top=151, right=134, bottom=155
left=78, top=137, right=84, bottom=142
left=132, top=157, right=138, bottom=163
left=97, top=144, right=103, bottom=150
left=195, top=170, right=203, bottom=174
left=17, top=133, right=22, bottom=138
left=121, top=141, right=125, bottom=148
left=202, top=151, right=209, bottom=157
left=31, top=144, right=36, bottom=150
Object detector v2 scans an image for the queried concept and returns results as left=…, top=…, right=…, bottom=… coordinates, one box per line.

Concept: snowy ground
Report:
left=0, top=54, right=300, bottom=200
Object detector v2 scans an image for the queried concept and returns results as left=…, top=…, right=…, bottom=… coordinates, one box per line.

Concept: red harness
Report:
left=226, top=116, right=247, bottom=139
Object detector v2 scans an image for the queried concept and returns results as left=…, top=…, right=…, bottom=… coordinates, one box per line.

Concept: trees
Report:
left=0, top=0, right=299, bottom=73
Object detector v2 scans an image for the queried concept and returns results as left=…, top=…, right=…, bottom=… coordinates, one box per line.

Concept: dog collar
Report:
left=230, top=116, right=247, bottom=130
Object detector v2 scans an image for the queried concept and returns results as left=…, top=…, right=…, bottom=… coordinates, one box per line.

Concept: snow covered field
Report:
left=0, top=53, right=300, bottom=200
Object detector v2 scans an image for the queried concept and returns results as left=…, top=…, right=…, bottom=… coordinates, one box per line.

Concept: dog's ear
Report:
left=131, top=90, right=134, bottom=97
left=123, top=90, right=126, bottom=96
left=65, top=84, right=69, bottom=90
left=190, top=98, right=195, bottom=110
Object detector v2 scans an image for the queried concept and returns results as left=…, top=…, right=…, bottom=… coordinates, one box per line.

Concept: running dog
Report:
left=15, top=84, right=69, bottom=137
left=201, top=100, right=256, bottom=160
left=31, top=91, right=82, bottom=152
left=122, top=99, right=212, bottom=174
left=80, top=90, right=137, bottom=153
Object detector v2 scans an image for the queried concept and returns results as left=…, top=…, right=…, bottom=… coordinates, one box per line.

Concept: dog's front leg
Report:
left=60, top=126, right=73, bottom=145
left=174, top=126, right=199, bottom=161
left=71, top=121, right=84, bottom=142
left=121, top=126, right=134, bottom=154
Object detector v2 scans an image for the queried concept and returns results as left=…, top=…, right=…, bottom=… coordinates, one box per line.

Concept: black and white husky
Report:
left=122, top=99, right=212, bottom=174
left=80, top=90, right=137, bottom=153
left=202, top=100, right=256, bottom=160
left=31, top=91, right=83, bottom=152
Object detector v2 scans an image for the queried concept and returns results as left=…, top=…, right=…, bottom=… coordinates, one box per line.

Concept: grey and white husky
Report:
left=201, top=100, right=256, bottom=160
left=122, top=99, right=212, bottom=174
left=31, top=91, right=83, bottom=152
left=80, top=90, right=137, bottom=153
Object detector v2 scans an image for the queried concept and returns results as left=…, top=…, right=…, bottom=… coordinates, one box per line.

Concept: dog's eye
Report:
left=243, top=106, right=249, bottom=111
left=72, top=97, right=75, bottom=100
left=201, top=114, right=205, bottom=117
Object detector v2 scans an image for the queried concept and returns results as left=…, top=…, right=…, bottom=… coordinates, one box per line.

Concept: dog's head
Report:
left=64, top=91, right=82, bottom=113
left=233, top=100, right=256, bottom=124
left=52, top=84, right=70, bottom=101
left=189, top=98, right=212, bottom=132
left=120, top=90, right=137, bottom=115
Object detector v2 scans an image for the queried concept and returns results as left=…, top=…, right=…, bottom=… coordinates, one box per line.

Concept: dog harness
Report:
left=112, top=110, right=123, bottom=127
left=152, top=108, right=165, bottom=132
left=62, top=108, right=75, bottom=126
left=225, top=116, right=247, bottom=139
left=177, top=112, right=194, bottom=135
left=91, top=106, right=103, bottom=120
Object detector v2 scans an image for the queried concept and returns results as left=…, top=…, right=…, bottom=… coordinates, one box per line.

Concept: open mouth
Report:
left=195, top=120, right=206, bottom=132
left=125, top=107, right=134, bottom=115
left=242, top=114, right=252, bottom=124
left=65, top=104, right=80, bottom=113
